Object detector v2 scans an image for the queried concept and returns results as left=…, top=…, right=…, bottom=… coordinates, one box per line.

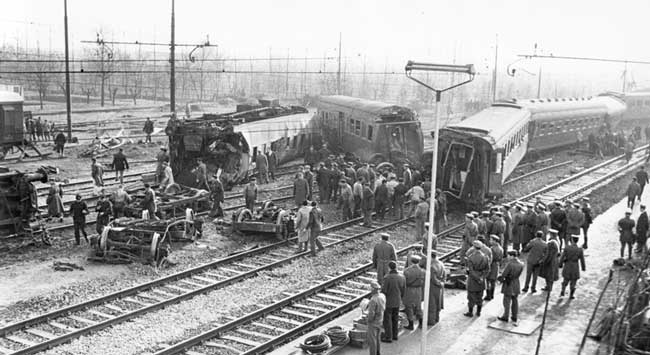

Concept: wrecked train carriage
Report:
left=166, top=109, right=318, bottom=189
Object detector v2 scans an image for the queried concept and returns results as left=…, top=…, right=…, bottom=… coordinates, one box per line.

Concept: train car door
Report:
left=487, top=150, right=503, bottom=197
left=337, top=112, right=344, bottom=146
left=442, top=141, right=474, bottom=198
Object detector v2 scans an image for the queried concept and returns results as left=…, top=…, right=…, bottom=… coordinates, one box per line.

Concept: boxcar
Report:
left=0, top=91, right=25, bottom=157
left=317, top=95, right=424, bottom=166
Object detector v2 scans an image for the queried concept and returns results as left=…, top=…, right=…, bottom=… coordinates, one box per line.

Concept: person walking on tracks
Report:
left=111, top=148, right=129, bottom=184
left=627, top=177, right=642, bottom=209
left=540, top=229, right=560, bottom=291
left=143, top=117, right=154, bottom=143
left=69, top=194, right=89, bottom=245
left=366, top=281, right=386, bottom=355
left=403, top=255, right=425, bottom=329
left=295, top=201, right=311, bottom=253
left=464, top=240, right=490, bottom=317
left=380, top=261, right=405, bottom=343
left=522, top=231, right=548, bottom=294
left=91, top=158, right=104, bottom=187
left=243, top=178, right=258, bottom=211
left=307, top=201, right=325, bottom=256
left=637, top=204, right=649, bottom=253
left=484, top=235, right=504, bottom=301
left=559, top=235, right=586, bottom=299
left=637, top=166, right=650, bottom=198
left=209, top=175, right=225, bottom=217
left=54, top=130, right=66, bottom=157
left=46, top=181, right=64, bottom=223
left=373, top=233, right=397, bottom=285
left=497, top=250, right=524, bottom=325
left=618, top=208, right=636, bottom=259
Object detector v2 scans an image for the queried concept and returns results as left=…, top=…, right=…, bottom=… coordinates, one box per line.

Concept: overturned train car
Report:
left=437, top=95, right=626, bottom=206
left=166, top=107, right=318, bottom=189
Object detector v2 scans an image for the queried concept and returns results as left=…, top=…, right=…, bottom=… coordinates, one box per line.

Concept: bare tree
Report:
left=32, top=46, right=54, bottom=109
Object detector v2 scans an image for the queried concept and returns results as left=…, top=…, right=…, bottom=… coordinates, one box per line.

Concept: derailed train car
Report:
left=166, top=107, right=318, bottom=189
left=437, top=95, right=626, bottom=205
left=316, top=95, right=424, bottom=166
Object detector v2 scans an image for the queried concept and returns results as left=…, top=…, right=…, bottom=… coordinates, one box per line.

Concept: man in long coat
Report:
left=372, top=233, right=397, bottom=285
left=381, top=261, right=405, bottom=342
left=414, top=198, right=429, bottom=241
left=374, top=179, right=390, bottom=220
left=392, top=178, right=407, bottom=219
left=361, top=182, right=375, bottom=227
left=522, top=231, right=548, bottom=293
left=141, top=183, right=157, bottom=219
left=559, top=235, right=586, bottom=299
left=637, top=204, right=649, bottom=253
left=550, top=201, right=568, bottom=250
left=618, top=209, right=636, bottom=259
left=523, top=204, right=538, bottom=248
left=337, top=179, right=354, bottom=221
left=293, top=172, right=310, bottom=207
left=403, top=255, right=425, bottom=329
left=143, top=117, right=154, bottom=143
left=243, top=178, right=258, bottom=211
left=209, top=177, right=225, bottom=217
left=464, top=241, right=489, bottom=317
left=484, top=235, right=504, bottom=301
left=511, top=204, right=525, bottom=252
left=95, top=194, right=112, bottom=234
left=366, top=282, right=386, bottom=355
left=266, top=148, right=278, bottom=181
left=461, top=213, right=479, bottom=262
left=627, top=177, right=642, bottom=209
left=426, top=251, right=447, bottom=325
left=317, top=164, right=332, bottom=204
left=581, top=197, right=593, bottom=249
left=497, top=250, right=524, bottom=325
left=47, top=181, right=64, bottom=222
left=111, top=148, right=130, bottom=184
left=566, top=202, right=585, bottom=240
left=255, top=153, right=269, bottom=184
left=540, top=229, right=560, bottom=291
left=295, top=201, right=312, bottom=252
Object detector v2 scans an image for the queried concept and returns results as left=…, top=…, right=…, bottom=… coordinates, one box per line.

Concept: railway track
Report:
left=0, top=215, right=411, bottom=355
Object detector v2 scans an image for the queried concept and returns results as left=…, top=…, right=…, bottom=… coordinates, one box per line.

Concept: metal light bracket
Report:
left=405, top=61, right=476, bottom=102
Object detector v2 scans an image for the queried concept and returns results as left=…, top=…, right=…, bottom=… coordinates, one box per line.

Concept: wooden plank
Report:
left=138, top=294, right=165, bottom=303
left=68, top=315, right=97, bottom=325
left=292, top=303, right=329, bottom=313
left=338, top=285, right=362, bottom=293
left=251, top=321, right=291, bottom=332
left=48, top=321, right=76, bottom=332
left=281, top=308, right=317, bottom=319
left=24, top=328, right=57, bottom=340
left=162, top=285, right=192, bottom=294
left=150, top=288, right=178, bottom=298
left=6, top=335, right=38, bottom=347
left=87, top=310, right=114, bottom=319
left=234, top=328, right=273, bottom=339
left=191, top=275, right=218, bottom=284
left=185, top=351, right=208, bottom=355
left=306, top=297, right=340, bottom=308
left=233, top=262, right=258, bottom=269
left=345, top=280, right=367, bottom=288
left=177, top=279, right=205, bottom=288
left=220, top=267, right=243, bottom=275
left=204, top=342, right=242, bottom=354
left=327, top=288, right=359, bottom=297
left=203, top=272, right=225, bottom=279
left=123, top=297, right=152, bottom=307
left=266, top=314, right=302, bottom=327
left=221, top=334, right=262, bottom=347
left=316, top=293, right=349, bottom=303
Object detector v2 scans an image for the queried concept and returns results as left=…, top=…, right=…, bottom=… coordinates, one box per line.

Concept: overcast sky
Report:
left=3, top=0, right=650, bottom=90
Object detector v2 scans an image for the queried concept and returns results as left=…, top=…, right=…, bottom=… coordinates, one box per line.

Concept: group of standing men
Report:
left=25, top=116, right=55, bottom=142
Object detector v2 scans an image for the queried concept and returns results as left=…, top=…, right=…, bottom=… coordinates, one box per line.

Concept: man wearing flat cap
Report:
left=243, top=177, right=258, bottom=211
left=627, top=177, right=641, bottom=209
left=426, top=249, right=446, bottom=325
left=464, top=241, right=489, bottom=317
left=461, top=213, right=479, bottom=263
left=403, top=254, right=425, bottom=329
left=550, top=201, right=568, bottom=251
left=522, top=231, right=548, bottom=293
left=618, top=209, right=636, bottom=259
left=523, top=203, right=538, bottom=248
left=366, top=281, right=386, bottom=355
left=540, top=229, right=560, bottom=291
left=497, top=250, right=524, bottom=325
left=566, top=202, right=585, bottom=242
left=485, top=235, right=504, bottom=301
left=511, top=204, right=525, bottom=252
left=637, top=204, right=649, bottom=253
left=581, top=198, right=593, bottom=249
left=373, top=233, right=397, bottom=285
left=491, top=212, right=507, bottom=243
left=559, top=235, right=586, bottom=299
left=381, top=261, right=405, bottom=342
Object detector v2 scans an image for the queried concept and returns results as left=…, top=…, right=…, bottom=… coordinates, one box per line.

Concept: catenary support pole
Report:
left=63, top=0, right=72, bottom=140
left=169, top=0, right=175, bottom=116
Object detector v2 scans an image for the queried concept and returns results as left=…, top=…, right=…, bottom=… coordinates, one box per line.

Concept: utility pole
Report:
left=537, top=66, right=542, bottom=98
left=336, top=32, right=342, bottom=95
left=249, top=57, right=253, bottom=95
left=285, top=48, right=289, bottom=98
left=169, top=0, right=176, bottom=115
left=63, top=0, right=72, bottom=140
left=491, top=34, right=499, bottom=102
left=622, top=61, right=628, bottom=93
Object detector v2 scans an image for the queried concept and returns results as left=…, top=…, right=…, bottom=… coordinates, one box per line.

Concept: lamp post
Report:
left=404, top=60, right=475, bottom=355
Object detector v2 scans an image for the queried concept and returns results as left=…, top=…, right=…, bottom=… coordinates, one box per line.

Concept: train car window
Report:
left=361, top=122, right=366, bottom=138
left=355, top=120, right=361, bottom=136
left=367, top=125, right=374, bottom=141
left=349, top=118, right=354, bottom=132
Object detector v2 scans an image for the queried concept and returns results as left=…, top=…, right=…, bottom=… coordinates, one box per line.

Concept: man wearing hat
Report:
left=550, top=201, right=568, bottom=251
left=143, top=116, right=154, bottom=143
left=141, top=183, right=157, bottom=220
left=522, top=203, right=538, bottom=248
left=511, top=204, right=525, bottom=252
left=627, top=177, right=641, bottom=209
left=328, top=163, right=341, bottom=202
left=425, top=249, right=447, bottom=325
left=381, top=261, right=405, bottom=342
left=522, top=231, right=548, bottom=293
left=373, top=233, right=397, bottom=285
left=375, top=179, right=390, bottom=220
left=266, top=148, right=278, bottom=181
left=618, top=209, right=636, bottom=259
left=303, top=165, right=314, bottom=200
left=402, top=163, right=413, bottom=189
left=559, top=235, right=586, bottom=299
left=465, top=240, right=490, bottom=317
left=361, top=182, right=375, bottom=227
left=637, top=204, right=649, bottom=253
left=243, top=177, right=258, bottom=211
left=70, top=193, right=89, bottom=245
left=317, top=163, right=332, bottom=204
left=540, top=229, right=560, bottom=291
left=491, top=212, right=507, bottom=242
left=636, top=165, right=649, bottom=198
left=581, top=198, right=593, bottom=249
left=337, top=179, right=354, bottom=221
left=366, top=281, right=386, bottom=355
left=156, top=146, right=169, bottom=183
left=501, top=205, right=513, bottom=252
left=497, top=250, right=524, bottom=325
left=535, top=204, right=549, bottom=237
left=403, top=254, right=425, bottom=330
left=461, top=213, right=479, bottom=263
left=95, top=193, right=112, bottom=235
left=485, top=235, right=504, bottom=301
left=477, top=211, right=489, bottom=237
left=414, top=197, right=429, bottom=241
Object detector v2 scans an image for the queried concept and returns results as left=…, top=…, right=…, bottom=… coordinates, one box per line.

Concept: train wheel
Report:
left=237, top=209, right=253, bottom=222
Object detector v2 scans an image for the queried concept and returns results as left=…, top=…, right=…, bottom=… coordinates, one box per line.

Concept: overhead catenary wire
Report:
left=0, top=70, right=407, bottom=75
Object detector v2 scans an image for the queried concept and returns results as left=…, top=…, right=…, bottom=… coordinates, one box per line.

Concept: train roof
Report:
left=443, top=105, right=530, bottom=146
left=234, top=111, right=317, bottom=147
left=0, top=91, right=23, bottom=103
left=318, top=95, right=416, bottom=120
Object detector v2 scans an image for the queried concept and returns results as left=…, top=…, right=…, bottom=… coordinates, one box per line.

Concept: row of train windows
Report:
left=629, top=100, right=650, bottom=107
left=504, top=123, right=528, bottom=156
left=320, top=111, right=374, bottom=141
left=251, top=133, right=308, bottom=158
left=537, top=116, right=600, bottom=133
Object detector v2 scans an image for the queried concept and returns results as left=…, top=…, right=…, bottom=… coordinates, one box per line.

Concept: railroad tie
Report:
left=6, top=335, right=38, bottom=347
left=232, top=262, right=257, bottom=269
left=221, top=334, right=263, bottom=347
left=251, top=321, right=291, bottom=332
left=24, top=328, right=57, bottom=340
left=68, top=315, right=98, bottom=325
left=0, top=344, right=15, bottom=355
left=87, top=309, right=114, bottom=320
left=203, top=342, right=241, bottom=353
left=191, top=275, right=217, bottom=284
left=292, top=303, right=329, bottom=313
left=265, top=314, right=303, bottom=327
left=234, top=328, right=274, bottom=340
left=48, top=321, right=76, bottom=332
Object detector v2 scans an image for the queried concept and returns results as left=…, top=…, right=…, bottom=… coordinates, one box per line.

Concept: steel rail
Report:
left=152, top=225, right=464, bottom=355
left=503, top=160, right=573, bottom=185
left=0, top=214, right=411, bottom=355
